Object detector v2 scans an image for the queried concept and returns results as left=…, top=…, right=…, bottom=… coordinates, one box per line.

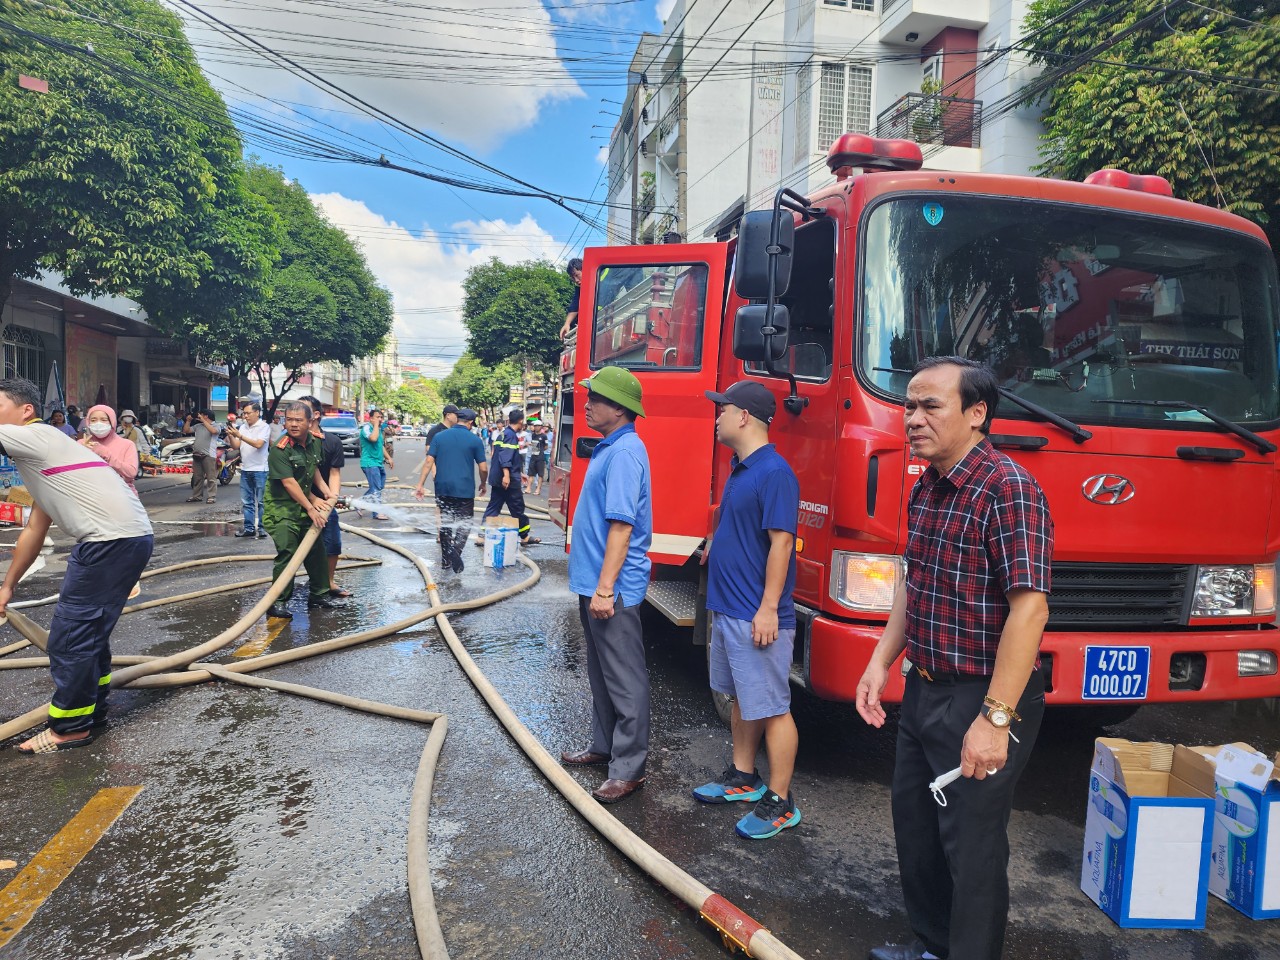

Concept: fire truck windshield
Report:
left=860, top=195, right=1280, bottom=427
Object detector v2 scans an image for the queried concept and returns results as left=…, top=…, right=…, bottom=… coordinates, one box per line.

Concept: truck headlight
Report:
left=1191, top=564, right=1276, bottom=617
left=830, top=552, right=902, bottom=612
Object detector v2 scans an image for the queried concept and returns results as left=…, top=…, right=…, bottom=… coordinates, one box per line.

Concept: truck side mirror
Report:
left=733, top=211, right=794, bottom=300
left=733, top=304, right=790, bottom=362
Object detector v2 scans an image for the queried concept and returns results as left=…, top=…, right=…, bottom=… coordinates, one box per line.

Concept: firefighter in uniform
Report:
left=482, top=408, right=539, bottom=543
left=265, top=401, right=335, bottom=620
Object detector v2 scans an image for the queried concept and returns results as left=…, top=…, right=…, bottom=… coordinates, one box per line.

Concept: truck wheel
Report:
left=705, top=641, right=733, bottom=725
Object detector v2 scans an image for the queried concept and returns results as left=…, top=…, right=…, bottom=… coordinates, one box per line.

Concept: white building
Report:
left=606, top=0, right=1045, bottom=242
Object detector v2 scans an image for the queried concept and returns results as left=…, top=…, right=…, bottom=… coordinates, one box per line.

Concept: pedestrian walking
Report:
left=693, top=381, right=802, bottom=839
left=184, top=408, right=220, bottom=504
left=226, top=401, right=271, bottom=539
left=527, top=424, right=548, bottom=497
left=414, top=407, right=487, bottom=575
left=482, top=409, right=540, bottom=544
left=263, top=402, right=335, bottom=620
left=559, top=366, right=652, bottom=804
left=856, top=356, right=1053, bottom=960
left=0, top=377, right=153, bottom=753
left=359, top=408, right=393, bottom=520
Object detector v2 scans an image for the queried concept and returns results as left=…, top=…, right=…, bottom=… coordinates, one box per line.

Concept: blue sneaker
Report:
left=693, top=766, right=767, bottom=804
left=735, top=791, right=801, bottom=839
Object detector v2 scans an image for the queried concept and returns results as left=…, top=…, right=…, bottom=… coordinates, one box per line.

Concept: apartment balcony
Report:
left=878, top=93, right=982, bottom=144
left=879, top=0, right=989, bottom=45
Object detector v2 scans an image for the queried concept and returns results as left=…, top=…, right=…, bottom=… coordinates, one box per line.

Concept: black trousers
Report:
left=891, top=668, right=1045, bottom=960
left=483, top=479, right=531, bottom=540
left=437, top=496, right=474, bottom=568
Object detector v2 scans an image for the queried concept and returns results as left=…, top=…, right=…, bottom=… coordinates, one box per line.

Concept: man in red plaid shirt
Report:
left=857, top=356, right=1053, bottom=960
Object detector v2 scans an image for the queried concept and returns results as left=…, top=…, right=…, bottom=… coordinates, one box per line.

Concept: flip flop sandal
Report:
left=331, top=588, right=354, bottom=598
left=206, top=497, right=217, bottom=504
left=523, top=536, right=543, bottom=545
left=185, top=497, right=202, bottom=503
left=18, top=729, right=94, bottom=755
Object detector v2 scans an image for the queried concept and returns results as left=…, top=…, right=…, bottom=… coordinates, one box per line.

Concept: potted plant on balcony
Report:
left=911, top=77, right=945, bottom=142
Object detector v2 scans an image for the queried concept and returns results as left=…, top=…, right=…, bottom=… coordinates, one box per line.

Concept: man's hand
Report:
left=386, top=459, right=394, bottom=470
left=589, top=591, right=615, bottom=620
left=413, top=485, right=426, bottom=501
left=501, top=470, right=510, bottom=489
left=559, top=321, right=572, bottom=340
left=308, top=505, right=325, bottom=529
left=0, top=583, right=13, bottom=617
left=855, top=660, right=891, bottom=728
left=961, top=714, right=1009, bottom=780
left=478, top=482, right=487, bottom=496
left=751, top=605, right=778, bottom=647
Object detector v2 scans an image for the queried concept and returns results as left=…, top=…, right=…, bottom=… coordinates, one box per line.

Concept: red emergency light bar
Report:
left=1084, top=168, right=1174, bottom=197
left=826, top=133, right=924, bottom=177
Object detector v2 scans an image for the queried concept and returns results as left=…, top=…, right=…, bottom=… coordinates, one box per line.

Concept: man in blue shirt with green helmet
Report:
left=560, top=365, right=653, bottom=805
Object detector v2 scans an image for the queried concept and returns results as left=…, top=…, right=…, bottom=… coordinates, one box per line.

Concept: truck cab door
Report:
left=562, top=242, right=730, bottom=564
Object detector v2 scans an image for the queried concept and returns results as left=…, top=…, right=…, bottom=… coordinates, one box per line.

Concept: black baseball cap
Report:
left=443, top=403, right=460, bottom=416
left=705, top=381, right=776, bottom=424
left=457, top=408, right=477, bottom=422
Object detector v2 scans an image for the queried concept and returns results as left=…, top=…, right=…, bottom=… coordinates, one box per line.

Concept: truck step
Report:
left=645, top=580, right=698, bottom=627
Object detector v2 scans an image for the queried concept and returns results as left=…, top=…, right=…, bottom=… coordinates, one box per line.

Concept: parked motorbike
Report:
left=218, top=442, right=240, bottom=485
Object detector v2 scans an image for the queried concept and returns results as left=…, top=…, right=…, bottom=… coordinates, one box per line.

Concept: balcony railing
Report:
left=875, top=93, right=982, bottom=149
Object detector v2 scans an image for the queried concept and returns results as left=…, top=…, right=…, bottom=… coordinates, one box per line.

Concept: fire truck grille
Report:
left=1047, top=562, right=1191, bottom=628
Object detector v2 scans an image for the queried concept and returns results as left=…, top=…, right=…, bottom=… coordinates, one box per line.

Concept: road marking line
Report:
left=0, top=786, right=143, bottom=948
left=232, top=618, right=288, bottom=657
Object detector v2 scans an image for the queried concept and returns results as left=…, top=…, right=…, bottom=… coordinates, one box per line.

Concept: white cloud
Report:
left=655, top=0, right=678, bottom=23
left=310, top=192, right=565, bottom=376
left=180, top=0, right=583, bottom=151
left=595, top=145, right=609, bottom=165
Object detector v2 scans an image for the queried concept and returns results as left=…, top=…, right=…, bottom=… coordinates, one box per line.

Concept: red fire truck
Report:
left=548, top=133, right=1280, bottom=718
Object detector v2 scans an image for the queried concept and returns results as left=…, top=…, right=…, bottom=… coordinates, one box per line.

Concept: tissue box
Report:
left=1080, top=737, right=1215, bottom=928
left=1189, top=742, right=1280, bottom=919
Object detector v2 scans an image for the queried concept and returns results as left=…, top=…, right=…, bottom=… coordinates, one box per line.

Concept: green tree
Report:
left=1024, top=0, right=1280, bottom=248
left=440, top=353, right=520, bottom=420
left=0, top=0, right=278, bottom=320
left=461, top=258, right=573, bottom=371
left=194, top=162, right=394, bottom=411
left=393, top=380, right=441, bottom=425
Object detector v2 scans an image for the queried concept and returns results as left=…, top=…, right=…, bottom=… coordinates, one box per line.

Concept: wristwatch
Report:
left=981, top=702, right=1012, bottom=729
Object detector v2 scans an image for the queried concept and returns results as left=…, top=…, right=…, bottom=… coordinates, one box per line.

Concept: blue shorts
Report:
left=708, top=612, right=795, bottom=721
left=322, top=507, right=341, bottom=556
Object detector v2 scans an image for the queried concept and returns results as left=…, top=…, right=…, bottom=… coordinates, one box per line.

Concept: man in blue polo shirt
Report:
left=560, top=366, right=653, bottom=805
left=414, top=408, right=487, bottom=575
left=694, top=380, right=801, bottom=840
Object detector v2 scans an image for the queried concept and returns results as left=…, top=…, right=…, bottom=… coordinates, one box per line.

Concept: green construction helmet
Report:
left=580, top=365, right=645, bottom=418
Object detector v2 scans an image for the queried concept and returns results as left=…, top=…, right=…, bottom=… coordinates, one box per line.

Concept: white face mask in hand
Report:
left=88, top=422, right=113, bottom=439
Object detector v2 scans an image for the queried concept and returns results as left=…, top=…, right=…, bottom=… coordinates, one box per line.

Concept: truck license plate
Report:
left=1082, top=645, right=1150, bottom=701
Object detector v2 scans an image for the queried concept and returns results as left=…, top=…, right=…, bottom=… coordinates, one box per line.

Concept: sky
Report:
left=166, top=0, right=678, bottom=378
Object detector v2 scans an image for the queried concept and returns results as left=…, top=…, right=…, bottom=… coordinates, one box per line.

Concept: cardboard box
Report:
left=1081, top=738, right=1215, bottom=928
left=1188, top=742, right=1280, bottom=919
left=5, top=486, right=34, bottom=507
left=0, top=501, right=25, bottom=526
left=483, top=517, right=519, bottom=568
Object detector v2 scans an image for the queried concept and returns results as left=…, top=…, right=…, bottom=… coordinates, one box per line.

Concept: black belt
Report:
left=914, top=665, right=990, bottom=684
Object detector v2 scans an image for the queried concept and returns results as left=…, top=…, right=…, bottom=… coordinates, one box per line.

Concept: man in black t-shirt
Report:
left=424, top=404, right=459, bottom=450
left=302, top=395, right=348, bottom=603
left=558, top=258, right=583, bottom=340
left=528, top=424, right=548, bottom=496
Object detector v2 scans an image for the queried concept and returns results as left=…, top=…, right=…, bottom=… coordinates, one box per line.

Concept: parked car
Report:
left=320, top=415, right=360, bottom=455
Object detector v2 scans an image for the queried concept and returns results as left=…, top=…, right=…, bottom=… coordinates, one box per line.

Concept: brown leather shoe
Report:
left=592, top=778, right=645, bottom=804
left=561, top=748, right=609, bottom=766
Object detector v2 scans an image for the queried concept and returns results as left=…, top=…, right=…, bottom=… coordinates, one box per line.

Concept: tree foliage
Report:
left=194, top=162, right=394, bottom=410
left=1025, top=0, right=1280, bottom=248
left=0, top=0, right=278, bottom=319
left=440, top=353, right=520, bottom=418
left=461, top=258, right=573, bottom=371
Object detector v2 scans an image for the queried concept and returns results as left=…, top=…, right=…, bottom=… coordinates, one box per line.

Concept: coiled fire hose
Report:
left=0, top=519, right=808, bottom=960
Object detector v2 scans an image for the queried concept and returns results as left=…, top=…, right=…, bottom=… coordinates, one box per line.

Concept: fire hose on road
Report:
left=0, top=517, right=809, bottom=960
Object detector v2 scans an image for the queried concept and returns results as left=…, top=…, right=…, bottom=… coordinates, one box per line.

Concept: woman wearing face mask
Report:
left=117, top=409, right=149, bottom=457
left=80, top=405, right=140, bottom=496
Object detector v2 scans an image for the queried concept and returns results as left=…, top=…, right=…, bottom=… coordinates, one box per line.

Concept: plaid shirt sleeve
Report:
left=986, top=473, right=1053, bottom=595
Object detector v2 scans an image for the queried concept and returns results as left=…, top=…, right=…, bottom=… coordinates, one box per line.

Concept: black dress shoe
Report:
left=267, top=603, right=293, bottom=620
left=868, top=943, right=932, bottom=960
left=592, top=778, right=645, bottom=804
left=307, top=597, right=342, bottom=610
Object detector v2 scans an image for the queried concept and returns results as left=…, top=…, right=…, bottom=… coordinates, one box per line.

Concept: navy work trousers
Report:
left=47, top=535, right=154, bottom=734
left=483, top=479, right=531, bottom=541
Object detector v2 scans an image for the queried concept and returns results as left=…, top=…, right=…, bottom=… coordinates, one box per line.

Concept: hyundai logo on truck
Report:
left=1082, top=474, right=1135, bottom=505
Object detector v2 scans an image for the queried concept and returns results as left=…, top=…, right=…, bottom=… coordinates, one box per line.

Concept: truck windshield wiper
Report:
left=873, top=368, right=1092, bottom=444
left=1093, top=399, right=1277, bottom=454
left=997, top=388, right=1092, bottom=444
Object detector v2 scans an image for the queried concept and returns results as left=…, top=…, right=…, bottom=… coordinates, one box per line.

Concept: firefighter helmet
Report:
left=579, top=365, right=646, bottom=418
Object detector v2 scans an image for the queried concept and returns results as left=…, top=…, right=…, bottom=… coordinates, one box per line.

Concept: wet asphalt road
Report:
left=1, top=438, right=1279, bottom=959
